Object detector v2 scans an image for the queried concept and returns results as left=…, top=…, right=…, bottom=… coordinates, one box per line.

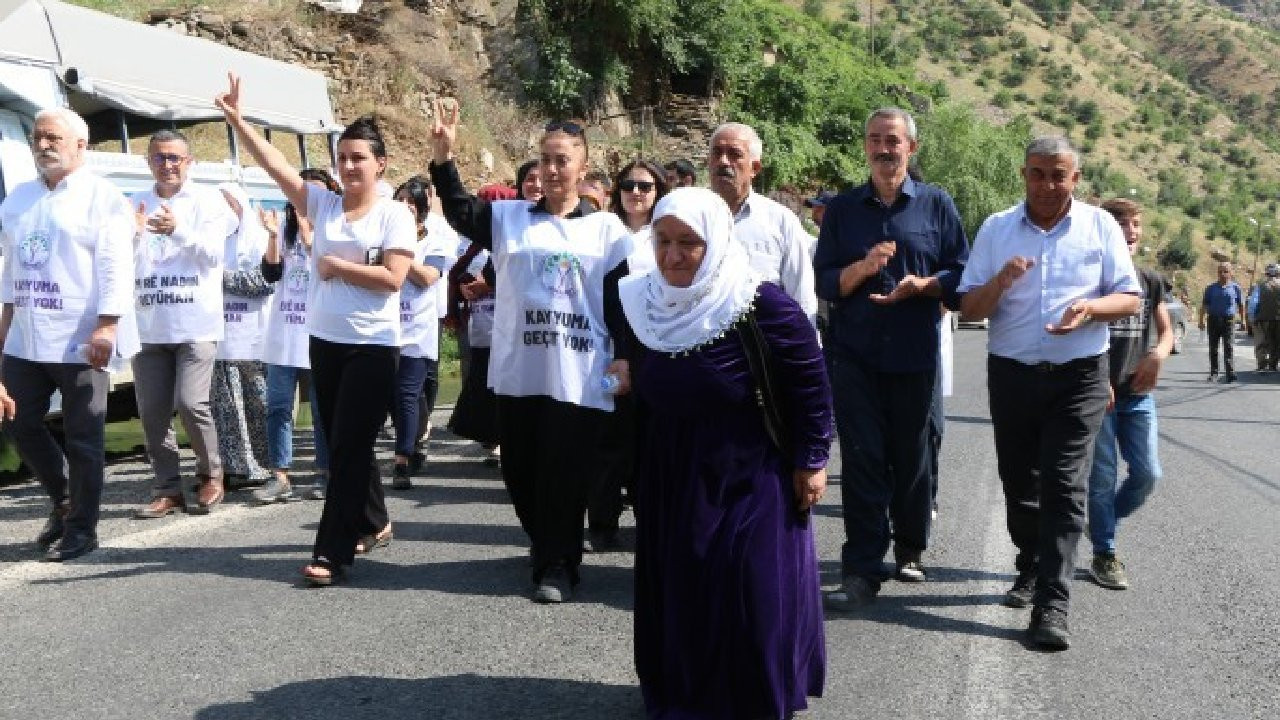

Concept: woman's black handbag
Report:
left=737, top=310, right=789, bottom=455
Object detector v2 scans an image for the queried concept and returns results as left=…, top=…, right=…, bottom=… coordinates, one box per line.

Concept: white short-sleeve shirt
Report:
left=305, top=186, right=418, bottom=346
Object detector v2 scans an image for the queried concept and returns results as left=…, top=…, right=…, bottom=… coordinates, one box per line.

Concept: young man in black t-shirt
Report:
left=1087, top=198, right=1175, bottom=590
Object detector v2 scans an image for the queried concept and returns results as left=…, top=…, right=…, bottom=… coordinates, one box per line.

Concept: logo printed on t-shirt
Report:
left=541, top=251, right=583, bottom=299
left=146, top=233, right=176, bottom=265
left=286, top=265, right=310, bottom=294
left=17, top=230, right=52, bottom=269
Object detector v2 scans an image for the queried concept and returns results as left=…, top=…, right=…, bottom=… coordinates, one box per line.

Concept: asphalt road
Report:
left=0, top=329, right=1276, bottom=720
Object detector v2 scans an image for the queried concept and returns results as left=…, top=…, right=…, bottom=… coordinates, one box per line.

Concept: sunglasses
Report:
left=544, top=121, right=586, bottom=136
left=150, top=152, right=188, bottom=167
left=619, top=179, right=655, bottom=192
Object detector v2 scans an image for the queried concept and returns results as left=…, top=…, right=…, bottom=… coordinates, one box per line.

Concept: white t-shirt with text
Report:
left=132, top=183, right=237, bottom=344
left=1, top=169, right=139, bottom=364
left=488, top=201, right=632, bottom=412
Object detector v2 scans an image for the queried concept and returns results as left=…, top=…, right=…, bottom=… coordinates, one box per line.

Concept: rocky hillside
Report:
left=77, top=0, right=1280, bottom=296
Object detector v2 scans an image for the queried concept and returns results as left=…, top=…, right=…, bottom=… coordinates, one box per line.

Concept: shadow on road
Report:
left=23, top=540, right=638, bottom=610
left=825, top=591, right=1021, bottom=641
left=193, top=674, right=643, bottom=720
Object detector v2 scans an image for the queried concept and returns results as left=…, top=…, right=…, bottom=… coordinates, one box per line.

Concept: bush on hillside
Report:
left=915, top=104, right=1031, bottom=240
left=1158, top=228, right=1199, bottom=271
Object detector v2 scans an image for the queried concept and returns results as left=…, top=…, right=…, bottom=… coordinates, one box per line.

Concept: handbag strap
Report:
left=738, top=310, right=786, bottom=453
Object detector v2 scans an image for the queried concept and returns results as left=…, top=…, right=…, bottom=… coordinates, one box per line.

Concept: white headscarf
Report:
left=217, top=182, right=269, bottom=274
left=619, top=187, right=761, bottom=354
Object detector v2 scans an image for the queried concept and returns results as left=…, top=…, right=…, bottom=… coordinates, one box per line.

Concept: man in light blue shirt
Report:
left=958, top=137, right=1142, bottom=650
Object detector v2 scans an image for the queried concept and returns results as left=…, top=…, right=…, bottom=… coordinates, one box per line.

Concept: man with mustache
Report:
left=816, top=107, right=969, bottom=609
left=706, top=123, right=818, bottom=322
left=0, top=108, right=139, bottom=560
left=131, top=130, right=238, bottom=519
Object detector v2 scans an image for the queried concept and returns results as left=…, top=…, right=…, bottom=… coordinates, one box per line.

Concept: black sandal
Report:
left=302, top=558, right=345, bottom=587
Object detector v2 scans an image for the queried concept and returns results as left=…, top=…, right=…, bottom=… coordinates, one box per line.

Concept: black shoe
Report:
left=392, top=463, right=412, bottom=490
left=533, top=565, right=573, bottom=603
left=1226, top=373, right=1237, bottom=383
left=583, top=528, right=622, bottom=553
left=35, top=506, right=67, bottom=549
left=1027, top=605, right=1071, bottom=649
left=43, top=534, right=98, bottom=562
left=409, top=451, right=428, bottom=476
left=824, top=575, right=877, bottom=611
left=895, top=560, right=927, bottom=583
left=1003, top=570, right=1036, bottom=608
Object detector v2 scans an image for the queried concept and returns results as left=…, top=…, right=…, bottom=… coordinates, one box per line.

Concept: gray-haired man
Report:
left=707, top=122, right=818, bottom=322
left=958, top=137, right=1142, bottom=649
left=0, top=108, right=138, bottom=560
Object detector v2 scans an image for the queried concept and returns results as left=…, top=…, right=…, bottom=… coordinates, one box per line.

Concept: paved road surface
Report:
left=0, top=330, right=1276, bottom=719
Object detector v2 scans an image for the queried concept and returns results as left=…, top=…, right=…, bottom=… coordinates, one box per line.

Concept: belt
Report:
left=991, top=354, right=1103, bottom=373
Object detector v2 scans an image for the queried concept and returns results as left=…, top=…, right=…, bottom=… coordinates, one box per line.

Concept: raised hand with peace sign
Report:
left=430, top=97, right=461, bottom=165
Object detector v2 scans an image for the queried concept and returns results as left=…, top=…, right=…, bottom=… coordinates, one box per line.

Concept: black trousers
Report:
left=1207, top=315, right=1235, bottom=376
left=987, top=353, right=1109, bottom=612
left=497, top=394, right=606, bottom=584
left=829, top=352, right=936, bottom=584
left=309, top=337, right=397, bottom=566
left=589, top=394, right=634, bottom=534
left=2, top=356, right=108, bottom=540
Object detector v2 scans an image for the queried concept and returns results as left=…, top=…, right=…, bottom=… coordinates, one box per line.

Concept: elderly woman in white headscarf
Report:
left=211, top=182, right=274, bottom=488
left=619, top=187, right=833, bottom=720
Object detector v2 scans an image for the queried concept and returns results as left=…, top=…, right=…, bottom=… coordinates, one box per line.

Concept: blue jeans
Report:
left=1088, top=392, right=1161, bottom=555
left=393, top=355, right=439, bottom=458
left=265, top=364, right=328, bottom=471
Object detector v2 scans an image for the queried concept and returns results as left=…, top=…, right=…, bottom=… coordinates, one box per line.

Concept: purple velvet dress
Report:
left=632, top=283, right=834, bottom=720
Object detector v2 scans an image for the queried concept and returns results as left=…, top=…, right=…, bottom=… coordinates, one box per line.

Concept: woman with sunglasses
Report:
left=217, top=75, right=416, bottom=586
left=583, top=160, right=670, bottom=550
left=611, top=160, right=668, bottom=235
left=429, top=101, right=633, bottom=603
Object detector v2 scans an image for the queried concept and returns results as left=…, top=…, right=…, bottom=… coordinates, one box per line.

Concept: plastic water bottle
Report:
left=600, top=372, right=622, bottom=394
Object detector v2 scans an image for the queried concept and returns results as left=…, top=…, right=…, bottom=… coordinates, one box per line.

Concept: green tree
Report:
left=914, top=104, right=1032, bottom=240
left=1158, top=224, right=1199, bottom=271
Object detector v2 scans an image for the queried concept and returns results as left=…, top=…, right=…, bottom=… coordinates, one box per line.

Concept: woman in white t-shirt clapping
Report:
left=428, top=99, right=633, bottom=603
left=253, top=168, right=341, bottom=505
left=217, top=74, right=417, bottom=586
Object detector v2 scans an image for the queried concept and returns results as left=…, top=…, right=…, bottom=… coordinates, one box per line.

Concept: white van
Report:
left=0, top=0, right=340, bottom=417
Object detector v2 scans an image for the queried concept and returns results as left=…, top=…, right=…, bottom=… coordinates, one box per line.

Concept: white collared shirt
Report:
left=958, top=199, right=1142, bottom=364
left=131, top=182, right=238, bottom=344
left=1, top=168, right=139, bottom=364
left=732, top=191, right=818, bottom=323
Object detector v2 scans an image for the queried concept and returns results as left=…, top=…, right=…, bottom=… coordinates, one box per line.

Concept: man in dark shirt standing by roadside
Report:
left=1087, top=198, right=1173, bottom=591
left=1198, top=262, right=1245, bottom=382
left=816, top=107, right=969, bottom=609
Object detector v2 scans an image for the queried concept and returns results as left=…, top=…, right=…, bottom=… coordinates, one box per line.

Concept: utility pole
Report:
left=868, top=0, right=875, bottom=65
